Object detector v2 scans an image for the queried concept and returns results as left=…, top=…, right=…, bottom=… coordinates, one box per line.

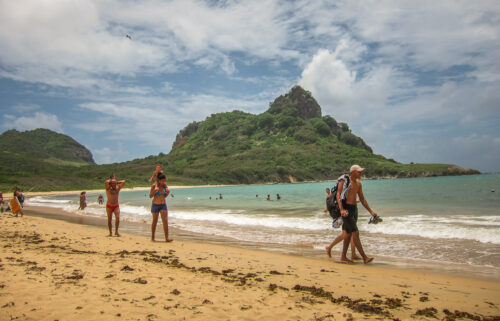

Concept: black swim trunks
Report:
left=342, top=202, right=358, bottom=233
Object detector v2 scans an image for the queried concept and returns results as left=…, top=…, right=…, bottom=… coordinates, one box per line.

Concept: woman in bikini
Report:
left=149, top=173, right=172, bottom=242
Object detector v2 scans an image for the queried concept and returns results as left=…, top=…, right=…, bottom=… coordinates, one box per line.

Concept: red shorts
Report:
left=106, top=204, right=119, bottom=211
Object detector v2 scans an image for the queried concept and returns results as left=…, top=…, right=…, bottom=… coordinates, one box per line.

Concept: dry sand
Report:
left=1, top=209, right=499, bottom=321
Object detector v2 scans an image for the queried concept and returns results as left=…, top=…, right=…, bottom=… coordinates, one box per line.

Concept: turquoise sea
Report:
left=28, top=174, right=500, bottom=279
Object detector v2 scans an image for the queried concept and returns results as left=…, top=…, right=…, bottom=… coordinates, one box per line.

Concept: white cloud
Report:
left=92, top=145, right=129, bottom=164
left=1, top=0, right=499, bottom=171
left=4, top=112, right=63, bottom=133
left=0, top=0, right=296, bottom=89
left=77, top=92, right=268, bottom=152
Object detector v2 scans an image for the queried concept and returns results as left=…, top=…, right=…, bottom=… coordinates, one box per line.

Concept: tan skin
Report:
left=337, top=170, right=376, bottom=264
left=149, top=178, right=172, bottom=242
left=105, top=177, right=126, bottom=237
left=324, top=187, right=359, bottom=259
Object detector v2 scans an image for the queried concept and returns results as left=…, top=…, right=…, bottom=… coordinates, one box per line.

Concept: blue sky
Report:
left=1, top=0, right=499, bottom=172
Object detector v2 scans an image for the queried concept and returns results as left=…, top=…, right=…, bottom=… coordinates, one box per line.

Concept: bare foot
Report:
left=115, top=232, right=121, bottom=237
left=165, top=238, right=173, bottom=242
left=351, top=255, right=362, bottom=260
left=106, top=234, right=112, bottom=237
left=325, top=246, right=332, bottom=258
left=339, top=257, right=353, bottom=264
left=151, top=238, right=156, bottom=242
left=364, top=257, right=374, bottom=264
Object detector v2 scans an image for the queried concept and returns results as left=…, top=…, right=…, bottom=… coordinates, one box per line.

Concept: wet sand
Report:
left=1, top=209, right=499, bottom=320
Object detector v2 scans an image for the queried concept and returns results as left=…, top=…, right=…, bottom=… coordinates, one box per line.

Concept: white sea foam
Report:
left=169, top=210, right=327, bottom=230
left=27, top=197, right=500, bottom=245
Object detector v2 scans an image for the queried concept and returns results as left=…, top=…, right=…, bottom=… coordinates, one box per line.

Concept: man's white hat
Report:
left=350, top=164, right=365, bottom=173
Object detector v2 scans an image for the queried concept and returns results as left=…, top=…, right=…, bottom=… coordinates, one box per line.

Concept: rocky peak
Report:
left=267, top=86, right=322, bottom=120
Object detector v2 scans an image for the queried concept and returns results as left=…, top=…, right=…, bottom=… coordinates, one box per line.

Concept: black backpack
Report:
left=326, top=174, right=350, bottom=219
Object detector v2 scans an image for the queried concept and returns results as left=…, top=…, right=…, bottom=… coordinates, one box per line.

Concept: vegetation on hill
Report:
left=0, top=128, right=95, bottom=191
left=0, top=87, right=479, bottom=192
left=163, top=86, right=477, bottom=184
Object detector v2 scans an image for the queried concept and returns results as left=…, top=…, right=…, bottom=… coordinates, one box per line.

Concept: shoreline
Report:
left=11, top=173, right=492, bottom=196
left=19, top=204, right=500, bottom=282
left=21, top=184, right=237, bottom=198
left=1, top=208, right=499, bottom=320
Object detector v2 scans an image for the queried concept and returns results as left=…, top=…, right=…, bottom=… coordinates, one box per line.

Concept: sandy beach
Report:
left=0, top=207, right=499, bottom=321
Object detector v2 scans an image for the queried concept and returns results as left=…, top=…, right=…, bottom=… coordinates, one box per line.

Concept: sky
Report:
left=0, top=0, right=499, bottom=172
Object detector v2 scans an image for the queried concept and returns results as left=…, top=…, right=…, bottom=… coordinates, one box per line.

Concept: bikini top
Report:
left=155, top=186, right=167, bottom=196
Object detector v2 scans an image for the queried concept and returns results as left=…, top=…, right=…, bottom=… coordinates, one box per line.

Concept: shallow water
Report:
left=27, top=174, right=500, bottom=279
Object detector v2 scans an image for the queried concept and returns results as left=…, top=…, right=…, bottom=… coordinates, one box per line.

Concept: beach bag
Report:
left=326, top=174, right=350, bottom=220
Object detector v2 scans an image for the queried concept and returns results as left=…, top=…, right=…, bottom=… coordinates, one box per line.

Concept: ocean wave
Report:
left=26, top=197, right=500, bottom=244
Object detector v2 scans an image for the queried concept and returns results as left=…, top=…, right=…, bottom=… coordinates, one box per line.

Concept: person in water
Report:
left=149, top=173, right=172, bottom=242
left=105, top=174, right=126, bottom=237
left=266, top=194, right=271, bottom=201
left=79, top=191, right=87, bottom=210
left=97, top=194, right=104, bottom=205
left=277, top=194, right=281, bottom=200
left=337, top=165, right=377, bottom=264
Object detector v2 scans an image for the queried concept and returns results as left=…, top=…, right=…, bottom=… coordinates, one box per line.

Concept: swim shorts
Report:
left=341, top=202, right=358, bottom=233
left=151, top=203, right=168, bottom=213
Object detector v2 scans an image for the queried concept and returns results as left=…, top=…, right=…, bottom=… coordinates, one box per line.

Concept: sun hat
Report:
left=350, top=164, right=365, bottom=173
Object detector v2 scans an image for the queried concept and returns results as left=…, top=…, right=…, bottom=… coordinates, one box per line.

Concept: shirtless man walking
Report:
left=105, top=174, right=126, bottom=237
left=337, top=165, right=378, bottom=264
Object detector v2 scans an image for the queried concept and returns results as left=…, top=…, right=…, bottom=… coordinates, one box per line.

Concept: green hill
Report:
left=161, top=86, right=478, bottom=184
left=0, top=128, right=95, bottom=191
left=0, top=87, right=479, bottom=192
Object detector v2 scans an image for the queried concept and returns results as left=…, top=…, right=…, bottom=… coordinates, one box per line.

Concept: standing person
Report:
left=0, top=191, right=4, bottom=212
left=219, top=193, right=223, bottom=200
left=14, top=187, right=25, bottom=208
left=79, top=192, right=87, bottom=210
left=323, top=187, right=331, bottom=213
left=337, top=165, right=378, bottom=264
left=12, top=187, right=24, bottom=217
left=149, top=173, right=172, bottom=242
left=105, top=174, right=126, bottom=237
left=324, top=183, right=358, bottom=259
left=97, top=194, right=104, bottom=205
left=325, top=185, right=344, bottom=258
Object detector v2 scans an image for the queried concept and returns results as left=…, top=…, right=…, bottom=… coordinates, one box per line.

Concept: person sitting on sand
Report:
left=337, top=165, right=378, bottom=264
left=149, top=173, right=172, bottom=242
left=105, top=174, right=126, bottom=237
left=97, top=194, right=104, bottom=205
left=79, top=191, right=87, bottom=210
